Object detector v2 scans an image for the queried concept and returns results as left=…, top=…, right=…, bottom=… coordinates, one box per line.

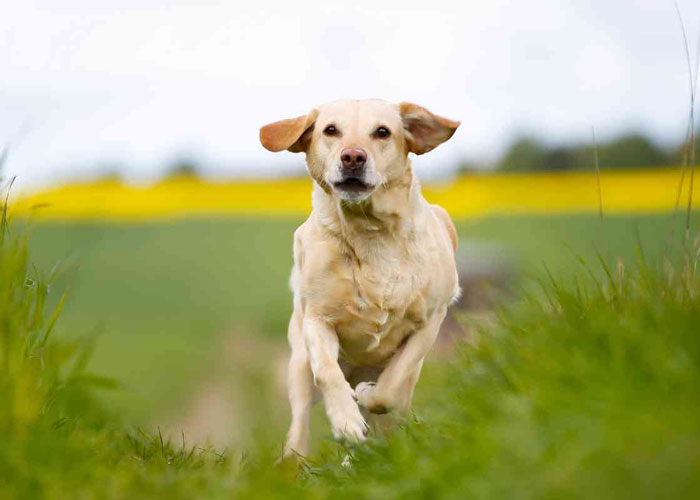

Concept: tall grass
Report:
left=0, top=189, right=235, bottom=497
left=673, top=2, right=699, bottom=243
left=235, top=243, right=699, bottom=499
left=1, top=178, right=93, bottom=426
left=1, top=204, right=699, bottom=497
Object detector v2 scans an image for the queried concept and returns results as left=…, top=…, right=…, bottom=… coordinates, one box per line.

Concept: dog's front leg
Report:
left=356, top=305, right=447, bottom=415
left=303, top=316, right=368, bottom=442
left=283, top=311, right=315, bottom=458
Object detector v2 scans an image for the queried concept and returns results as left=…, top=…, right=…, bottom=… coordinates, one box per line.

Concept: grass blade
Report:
left=38, top=290, right=68, bottom=349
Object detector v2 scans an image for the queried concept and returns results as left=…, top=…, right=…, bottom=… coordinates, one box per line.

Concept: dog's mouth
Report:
left=332, top=177, right=373, bottom=193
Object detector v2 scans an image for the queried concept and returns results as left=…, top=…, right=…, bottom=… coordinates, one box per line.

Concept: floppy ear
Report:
left=399, top=102, right=460, bottom=155
left=259, top=109, right=319, bottom=153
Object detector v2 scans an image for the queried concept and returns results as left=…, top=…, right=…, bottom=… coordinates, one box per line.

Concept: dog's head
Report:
left=260, top=99, right=459, bottom=202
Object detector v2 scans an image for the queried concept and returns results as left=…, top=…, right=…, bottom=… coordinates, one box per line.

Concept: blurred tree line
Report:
left=166, top=157, right=199, bottom=178
left=461, top=129, right=700, bottom=173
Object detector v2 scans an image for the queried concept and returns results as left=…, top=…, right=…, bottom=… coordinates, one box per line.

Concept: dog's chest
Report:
left=332, top=249, right=429, bottom=365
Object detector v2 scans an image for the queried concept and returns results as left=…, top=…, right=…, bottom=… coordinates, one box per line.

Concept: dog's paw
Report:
left=326, top=394, right=368, bottom=442
left=354, top=381, right=376, bottom=407
left=355, top=382, right=390, bottom=414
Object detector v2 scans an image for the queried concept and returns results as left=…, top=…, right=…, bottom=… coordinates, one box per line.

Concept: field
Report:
left=20, top=212, right=688, bottom=425
left=2, top=183, right=700, bottom=497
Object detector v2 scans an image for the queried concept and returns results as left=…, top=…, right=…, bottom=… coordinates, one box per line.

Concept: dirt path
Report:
left=159, top=329, right=288, bottom=448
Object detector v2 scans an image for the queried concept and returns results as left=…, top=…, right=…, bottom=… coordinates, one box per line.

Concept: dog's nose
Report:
left=340, top=148, right=367, bottom=174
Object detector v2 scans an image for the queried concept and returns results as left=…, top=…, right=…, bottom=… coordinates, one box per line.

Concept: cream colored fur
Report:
left=260, top=99, right=460, bottom=458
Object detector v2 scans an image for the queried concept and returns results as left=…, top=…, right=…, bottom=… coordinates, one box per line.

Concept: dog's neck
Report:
left=312, top=163, right=424, bottom=253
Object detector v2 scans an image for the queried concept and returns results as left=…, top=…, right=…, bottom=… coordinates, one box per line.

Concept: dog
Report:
left=260, top=99, right=460, bottom=458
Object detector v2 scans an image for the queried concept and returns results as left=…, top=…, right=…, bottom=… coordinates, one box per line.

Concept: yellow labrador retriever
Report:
left=260, top=99, right=460, bottom=458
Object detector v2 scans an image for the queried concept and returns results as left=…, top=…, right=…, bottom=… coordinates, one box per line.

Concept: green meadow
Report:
left=19, top=214, right=683, bottom=421
left=2, top=211, right=699, bottom=498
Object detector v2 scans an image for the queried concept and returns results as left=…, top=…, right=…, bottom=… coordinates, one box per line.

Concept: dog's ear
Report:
left=399, top=102, right=459, bottom=155
left=260, top=109, right=319, bottom=153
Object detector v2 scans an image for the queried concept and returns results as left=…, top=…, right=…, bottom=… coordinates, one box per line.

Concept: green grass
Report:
left=2, top=212, right=698, bottom=498
left=22, top=213, right=691, bottom=423
left=25, top=218, right=300, bottom=422
left=306, top=247, right=700, bottom=499
left=250, top=247, right=700, bottom=499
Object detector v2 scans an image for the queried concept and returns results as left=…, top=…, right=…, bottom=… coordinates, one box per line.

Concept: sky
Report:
left=1, top=0, right=700, bottom=191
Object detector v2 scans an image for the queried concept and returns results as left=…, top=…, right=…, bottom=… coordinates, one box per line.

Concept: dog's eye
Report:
left=374, top=126, right=391, bottom=138
left=323, top=125, right=338, bottom=136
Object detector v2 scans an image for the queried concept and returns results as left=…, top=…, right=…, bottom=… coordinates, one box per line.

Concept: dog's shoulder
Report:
left=292, top=218, right=311, bottom=265
left=429, top=204, right=458, bottom=251
left=293, top=216, right=345, bottom=275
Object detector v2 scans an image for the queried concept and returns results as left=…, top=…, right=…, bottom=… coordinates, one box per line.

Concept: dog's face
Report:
left=260, top=99, right=459, bottom=202
left=306, top=99, right=405, bottom=202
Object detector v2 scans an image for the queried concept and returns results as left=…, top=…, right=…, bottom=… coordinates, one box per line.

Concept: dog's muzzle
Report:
left=333, top=148, right=374, bottom=197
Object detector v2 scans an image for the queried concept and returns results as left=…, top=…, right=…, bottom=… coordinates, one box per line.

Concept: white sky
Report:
left=1, top=0, right=700, bottom=190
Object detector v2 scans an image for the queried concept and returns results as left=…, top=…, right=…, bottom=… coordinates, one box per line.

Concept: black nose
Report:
left=340, top=148, right=367, bottom=176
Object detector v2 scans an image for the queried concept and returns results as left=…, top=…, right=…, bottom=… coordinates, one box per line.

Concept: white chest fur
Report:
left=331, top=235, right=432, bottom=365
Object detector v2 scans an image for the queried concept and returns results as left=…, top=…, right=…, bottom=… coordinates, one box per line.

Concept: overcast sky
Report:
left=1, top=0, right=700, bottom=190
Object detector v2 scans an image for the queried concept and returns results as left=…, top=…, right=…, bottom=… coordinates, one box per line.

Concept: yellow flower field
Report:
left=8, top=167, right=699, bottom=220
